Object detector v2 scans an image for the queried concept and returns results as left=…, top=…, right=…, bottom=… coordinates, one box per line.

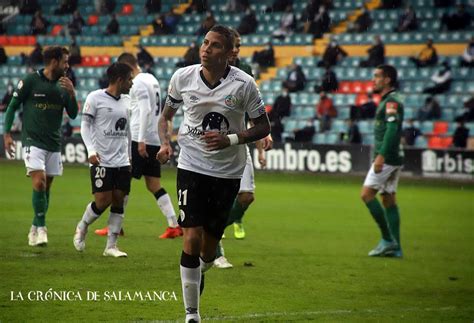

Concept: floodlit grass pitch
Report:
left=0, top=161, right=473, bottom=321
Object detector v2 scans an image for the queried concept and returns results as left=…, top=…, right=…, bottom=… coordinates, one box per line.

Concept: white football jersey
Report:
left=82, top=89, right=131, bottom=168
left=166, top=65, right=265, bottom=179
left=129, top=72, right=162, bottom=146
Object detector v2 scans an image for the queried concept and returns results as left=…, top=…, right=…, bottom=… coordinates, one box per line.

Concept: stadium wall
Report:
left=1, top=135, right=472, bottom=180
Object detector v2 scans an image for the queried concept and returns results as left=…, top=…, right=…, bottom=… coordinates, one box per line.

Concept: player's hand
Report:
left=59, top=76, right=76, bottom=98
left=3, top=133, right=14, bottom=158
left=89, top=154, right=100, bottom=165
left=258, top=151, right=267, bottom=168
left=138, top=142, right=148, bottom=158
left=157, top=142, right=172, bottom=164
left=373, top=155, right=385, bottom=174
left=262, top=134, right=273, bottom=151
left=202, top=131, right=230, bottom=151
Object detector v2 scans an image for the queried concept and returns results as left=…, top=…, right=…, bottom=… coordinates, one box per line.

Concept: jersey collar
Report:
left=381, top=89, right=396, bottom=100
left=104, top=90, right=121, bottom=101
left=199, top=65, right=231, bottom=90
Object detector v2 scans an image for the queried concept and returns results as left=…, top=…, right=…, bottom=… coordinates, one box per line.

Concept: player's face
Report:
left=200, top=31, right=232, bottom=68
left=230, top=36, right=241, bottom=63
left=52, top=54, right=69, bottom=79
left=372, top=68, right=387, bottom=93
left=119, top=72, right=133, bottom=94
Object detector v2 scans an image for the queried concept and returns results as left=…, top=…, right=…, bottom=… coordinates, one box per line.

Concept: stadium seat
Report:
left=88, top=15, right=99, bottom=25
left=433, top=121, right=448, bottom=135
left=121, top=4, right=133, bottom=15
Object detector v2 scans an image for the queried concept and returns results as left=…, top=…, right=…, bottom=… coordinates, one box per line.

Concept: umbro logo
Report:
left=34, top=93, right=46, bottom=97
left=235, top=78, right=246, bottom=83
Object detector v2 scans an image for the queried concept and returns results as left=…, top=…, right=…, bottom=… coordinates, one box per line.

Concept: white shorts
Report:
left=363, top=164, right=402, bottom=194
left=23, top=146, right=63, bottom=177
left=239, top=149, right=255, bottom=193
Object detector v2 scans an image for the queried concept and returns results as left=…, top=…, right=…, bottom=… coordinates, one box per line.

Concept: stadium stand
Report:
left=0, top=0, right=473, bottom=148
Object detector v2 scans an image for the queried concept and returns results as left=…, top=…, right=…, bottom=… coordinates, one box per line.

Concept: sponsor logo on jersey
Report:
left=17, top=80, right=23, bottom=90
left=386, top=102, right=398, bottom=115
left=224, top=95, right=237, bottom=108
left=103, top=118, right=128, bottom=137
left=202, top=112, right=230, bottom=134
left=115, top=118, right=127, bottom=131
left=189, top=95, right=200, bottom=103
left=34, top=93, right=46, bottom=97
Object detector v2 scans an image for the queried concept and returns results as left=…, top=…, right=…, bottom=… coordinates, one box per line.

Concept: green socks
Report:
left=385, top=205, right=401, bottom=248
left=226, top=199, right=248, bottom=226
left=32, top=190, right=47, bottom=227
left=365, top=199, right=392, bottom=241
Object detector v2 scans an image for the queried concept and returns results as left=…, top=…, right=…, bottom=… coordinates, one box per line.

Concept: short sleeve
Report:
left=384, top=100, right=401, bottom=123
left=165, top=70, right=183, bottom=109
left=82, top=93, right=97, bottom=119
left=243, top=79, right=266, bottom=119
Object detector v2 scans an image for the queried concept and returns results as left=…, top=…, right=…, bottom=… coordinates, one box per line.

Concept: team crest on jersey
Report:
left=17, top=80, right=23, bottom=90
left=386, top=102, right=398, bottom=115
left=224, top=95, right=237, bottom=108
left=189, top=95, right=200, bottom=103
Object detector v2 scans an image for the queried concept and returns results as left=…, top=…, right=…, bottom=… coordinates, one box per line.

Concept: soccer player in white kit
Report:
left=93, top=53, right=182, bottom=239
left=156, top=25, right=271, bottom=323
left=73, top=63, right=133, bottom=257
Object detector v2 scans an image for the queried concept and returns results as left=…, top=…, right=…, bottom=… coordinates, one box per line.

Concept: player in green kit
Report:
left=360, top=64, right=403, bottom=258
left=3, top=46, right=78, bottom=247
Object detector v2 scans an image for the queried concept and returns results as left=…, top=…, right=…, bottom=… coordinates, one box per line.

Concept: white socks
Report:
left=78, top=202, right=101, bottom=231
left=155, top=190, right=179, bottom=228
left=106, top=207, right=124, bottom=249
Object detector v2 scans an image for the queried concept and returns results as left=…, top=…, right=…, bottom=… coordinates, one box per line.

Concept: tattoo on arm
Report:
left=159, top=105, right=177, bottom=144
left=239, top=114, right=271, bottom=144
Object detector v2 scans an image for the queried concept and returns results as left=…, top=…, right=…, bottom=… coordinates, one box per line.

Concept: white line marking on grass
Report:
left=203, top=306, right=458, bottom=321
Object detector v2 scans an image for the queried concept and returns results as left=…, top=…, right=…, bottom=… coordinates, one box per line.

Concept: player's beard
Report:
left=53, top=66, right=66, bottom=80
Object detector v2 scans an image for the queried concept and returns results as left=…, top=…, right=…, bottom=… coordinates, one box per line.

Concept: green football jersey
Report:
left=5, top=69, right=78, bottom=152
left=373, top=90, right=404, bottom=166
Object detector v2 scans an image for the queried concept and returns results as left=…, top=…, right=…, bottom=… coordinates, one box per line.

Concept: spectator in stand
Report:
left=282, top=64, right=307, bottom=93
left=316, top=91, right=337, bottom=132
left=291, top=119, right=316, bottom=143
left=440, top=4, right=471, bottom=31
left=152, top=14, right=170, bottom=35
left=252, top=42, right=275, bottom=76
left=0, top=82, right=14, bottom=112
left=269, top=89, right=292, bottom=142
left=68, top=10, right=86, bottom=36
left=20, top=0, right=40, bottom=15
left=410, top=38, right=438, bottom=68
left=237, top=8, right=258, bottom=35
left=272, top=5, right=296, bottom=39
left=104, top=0, right=117, bottom=14
left=145, top=0, right=161, bottom=14
left=0, top=45, right=7, bottom=65
left=305, top=5, right=330, bottom=39
left=196, top=11, right=216, bottom=36
left=175, top=41, right=200, bottom=67
left=452, top=119, right=469, bottom=149
left=29, top=43, right=43, bottom=67
left=30, top=10, right=50, bottom=35
left=460, top=37, right=474, bottom=68
left=314, top=66, right=338, bottom=93
left=360, top=35, right=385, bottom=67
left=351, top=92, right=377, bottom=120
left=104, top=13, right=119, bottom=35
left=137, top=44, right=154, bottom=68
left=459, top=95, right=474, bottom=121
left=225, top=0, right=249, bottom=12
left=395, top=5, right=418, bottom=32
left=434, top=0, right=454, bottom=7
left=423, top=61, right=452, bottom=95
left=54, top=0, right=78, bottom=15
left=418, top=96, right=441, bottom=121
left=318, top=38, right=348, bottom=67
left=341, top=119, right=362, bottom=144
left=266, top=0, right=293, bottom=13
left=380, top=0, right=402, bottom=9
left=164, top=8, right=180, bottom=33
left=68, top=39, right=82, bottom=66
left=185, top=0, right=207, bottom=13
left=348, top=5, right=372, bottom=33
left=402, top=119, right=422, bottom=146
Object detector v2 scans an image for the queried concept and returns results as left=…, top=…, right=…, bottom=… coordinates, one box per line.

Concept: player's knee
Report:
left=381, top=194, right=396, bottom=208
left=31, top=174, right=47, bottom=191
left=238, top=193, right=254, bottom=207
left=360, top=188, right=374, bottom=203
left=183, top=230, right=202, bottom=254
left=94, top=195, right=112, bottom=210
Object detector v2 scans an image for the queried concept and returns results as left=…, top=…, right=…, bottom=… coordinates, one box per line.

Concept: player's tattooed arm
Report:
left=156, top=105, right=177, bottom=164
left=241, top=113, right=271, bottom=145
